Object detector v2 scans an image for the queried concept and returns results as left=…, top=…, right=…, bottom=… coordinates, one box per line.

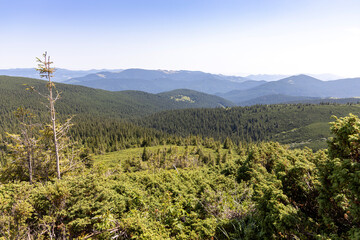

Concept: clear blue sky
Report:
left=1, top=0, right=360, bottom=77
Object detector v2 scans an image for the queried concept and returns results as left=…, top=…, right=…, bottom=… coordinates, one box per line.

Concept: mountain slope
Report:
left=158, top=89, right=235, bottom=107
left=139, top=103, right=360, bottom=150
left=65, top=68, right=262, bottom=94
left=238, top=94, right=319, bottom=106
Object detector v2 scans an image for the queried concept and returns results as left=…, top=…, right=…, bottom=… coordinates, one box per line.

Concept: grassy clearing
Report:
left=94, top=144, right=240, bottom=169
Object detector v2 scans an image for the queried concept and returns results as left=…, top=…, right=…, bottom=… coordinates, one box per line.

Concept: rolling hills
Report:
left=0, top=75, right=233, bottom=120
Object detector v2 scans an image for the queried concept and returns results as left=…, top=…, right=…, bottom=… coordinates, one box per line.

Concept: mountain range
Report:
left=64, top=69, right=360, bottom=105
left=218, top=74, right=360, bottom=104
left=1, top=68, right=359, bottom=106
left=64, top=68, right=255, bottom=94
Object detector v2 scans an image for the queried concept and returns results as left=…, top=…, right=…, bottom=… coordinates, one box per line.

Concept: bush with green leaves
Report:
left=317, top=114, right=360, bottom=238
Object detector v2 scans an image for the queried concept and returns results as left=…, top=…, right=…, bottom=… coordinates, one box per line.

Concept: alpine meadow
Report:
left=2, top=1, right=360, bottom=239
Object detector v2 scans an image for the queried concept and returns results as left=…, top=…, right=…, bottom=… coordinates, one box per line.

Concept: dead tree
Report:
left=36, top=52, right=61, bottom=179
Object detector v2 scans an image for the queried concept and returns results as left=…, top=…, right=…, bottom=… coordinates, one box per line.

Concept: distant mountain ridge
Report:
left=0, top=68, right=122, bottom=82
left=245, top=74, right=291, bottom=81
left=246, top=73, right=341, bottom=81
left=65, top=68, right=257, bottom=94
left=65, top=70, right=358, bottom=103
left=218, top=74, right=360, bottom=104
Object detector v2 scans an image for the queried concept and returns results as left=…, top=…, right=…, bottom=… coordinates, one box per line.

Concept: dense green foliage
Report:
left=317, top=114, right=360, bottom=238
left=0, top=139, right=320, bottom=239
left=0, top=117, right=358, bottom=239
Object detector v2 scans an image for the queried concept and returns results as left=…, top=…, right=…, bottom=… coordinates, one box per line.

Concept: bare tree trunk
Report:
left=36, top=52, right=61, bottom=179
left=48, top=65, right=61, bottom=180
left=52, top=108, right=61, bottom=180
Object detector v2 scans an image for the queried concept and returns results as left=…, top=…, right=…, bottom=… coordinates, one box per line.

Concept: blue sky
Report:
left=1, top=0, right=360, bottom=77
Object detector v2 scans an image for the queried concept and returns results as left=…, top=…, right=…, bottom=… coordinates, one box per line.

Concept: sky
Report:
left=1, top=0, right=360, bottom=77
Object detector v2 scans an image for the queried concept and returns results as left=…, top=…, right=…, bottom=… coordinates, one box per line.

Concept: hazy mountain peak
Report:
left=307, top=73, right=342, bottom=80
left=280, top=74, right=321, bottom=83
left=245, top=73, right=340, bottom=81
left=245, top=74, right=290, bottom=81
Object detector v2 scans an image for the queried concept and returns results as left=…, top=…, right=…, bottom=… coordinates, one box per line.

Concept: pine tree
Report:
left=141, top=147, right=150, bottom=161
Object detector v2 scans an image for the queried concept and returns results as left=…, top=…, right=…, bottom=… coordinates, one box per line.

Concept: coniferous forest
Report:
left=1, top=68, right=360, bottom=240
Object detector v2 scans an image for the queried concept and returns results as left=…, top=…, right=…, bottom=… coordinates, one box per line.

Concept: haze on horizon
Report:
left=1, top=0, right=360, bottom=78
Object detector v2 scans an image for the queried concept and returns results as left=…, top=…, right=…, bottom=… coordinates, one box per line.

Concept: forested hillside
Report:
left=140, top=103, right=360, bottom=150
left=0, top=76, right=233, bottom=120
left=237, top=94, right=318, bottom=106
